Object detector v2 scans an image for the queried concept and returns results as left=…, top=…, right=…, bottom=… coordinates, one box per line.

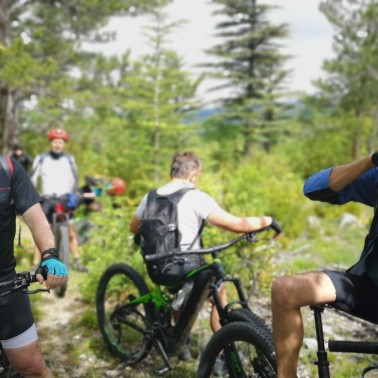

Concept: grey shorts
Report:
left=0, top=291, right=36, bottom=347
left=324, top=270, right=378, bottom=324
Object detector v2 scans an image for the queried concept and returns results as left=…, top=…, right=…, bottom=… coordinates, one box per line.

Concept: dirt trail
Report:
left=34, top=274, right=114, bottom=378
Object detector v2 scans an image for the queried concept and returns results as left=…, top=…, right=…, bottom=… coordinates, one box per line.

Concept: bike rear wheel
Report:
left=197, top=321, right=277, bottom=378
left=53, top=223, right=69, bottom=298
left=96, top=263, right=155, bottom=364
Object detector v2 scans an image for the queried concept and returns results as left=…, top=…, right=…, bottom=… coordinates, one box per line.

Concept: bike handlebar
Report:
left=0, top=267, right=49, bottom=297
left=144, top=225, right=277, bottom=262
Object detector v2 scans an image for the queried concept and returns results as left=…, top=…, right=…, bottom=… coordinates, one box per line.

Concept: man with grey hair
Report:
left=130, top=151, right=281, bottom=367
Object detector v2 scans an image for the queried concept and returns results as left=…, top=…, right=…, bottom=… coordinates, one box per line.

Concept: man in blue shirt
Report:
left=271, top=151, right=378, bottom=378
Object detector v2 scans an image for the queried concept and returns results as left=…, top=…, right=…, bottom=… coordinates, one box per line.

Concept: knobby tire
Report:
left=96, top=263, right=155, bottom=364
left=197, top=321, right=277, bottom=378
left=228, top=308, right=272, bottom=334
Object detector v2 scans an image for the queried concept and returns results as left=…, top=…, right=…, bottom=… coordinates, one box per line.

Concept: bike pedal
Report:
left=156, top=366, right=171, bottom=376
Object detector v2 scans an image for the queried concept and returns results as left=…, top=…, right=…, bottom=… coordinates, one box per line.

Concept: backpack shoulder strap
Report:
left=168, top=187, right=204, bottom=249
left=0, top=156, right=14, bottom=183
left=30, top=152, right=48, bottom=175
left=145, top=187, right=193, bottom=209
left=168, top=187, right=195, bottom=204
left=64, top=153, right=78, bottom=192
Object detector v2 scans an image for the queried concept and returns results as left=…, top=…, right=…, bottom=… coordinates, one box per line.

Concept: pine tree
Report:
left=203, top=0, right=291, bottom=157
left=117, top=4, right=202, bottom=182
left=0, top=0, right=168, bottom=153
left=315, top=0, right=378, bottom=158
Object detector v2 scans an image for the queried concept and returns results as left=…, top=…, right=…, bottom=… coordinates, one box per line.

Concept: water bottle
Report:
left=171, top=281, right=194, bottom=311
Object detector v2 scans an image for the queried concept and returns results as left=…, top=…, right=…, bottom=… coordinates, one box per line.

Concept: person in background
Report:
left=30, top=129, right=87, bottom=272
left=130, top=151, right=281, bottom=373
left=0, top=156, right=67, bottom=377
left=271, top=151, right=378, bottom=378
left=10, top=143, right=33, bottom=173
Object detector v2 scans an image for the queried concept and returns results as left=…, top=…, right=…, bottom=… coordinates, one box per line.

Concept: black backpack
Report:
left=139, top=187, right=204, bottom=286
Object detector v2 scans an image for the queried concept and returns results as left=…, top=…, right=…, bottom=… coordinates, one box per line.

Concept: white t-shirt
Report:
left=135, top=180, right=221, bottom=249
left=30, top=153, right=78, bottom=196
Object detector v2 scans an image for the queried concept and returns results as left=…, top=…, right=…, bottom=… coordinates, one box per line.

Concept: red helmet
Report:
left=107, top=178, right=126, bottom=196
left=48, top=129, right=69, bottom=141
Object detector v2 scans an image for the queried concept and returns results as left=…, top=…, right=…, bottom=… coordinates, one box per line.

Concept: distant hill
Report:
left=183, top=106, right=221, bottom=123
left=183, top=99, right=308, bottom=124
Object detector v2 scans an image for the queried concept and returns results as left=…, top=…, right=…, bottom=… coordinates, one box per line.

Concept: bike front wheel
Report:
left=53, top=223, right=69, bottom=298
left=96, top=263, right=155, bottom=364
left=197, top=321, right=277, bottom=378
left=228, top=307, right=271, bottom=334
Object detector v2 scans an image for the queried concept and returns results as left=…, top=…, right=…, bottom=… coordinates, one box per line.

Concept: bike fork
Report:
left=310, top=305, right=330, bottom=378
left=152, top=338, right=172, bottom=376
left=223, top=343, right=246, bottom=377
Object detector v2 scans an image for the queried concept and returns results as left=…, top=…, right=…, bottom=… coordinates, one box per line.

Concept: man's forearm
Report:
left=22, top=204, right=55, bottom=252
left=330, top=155, right=375, bottom=192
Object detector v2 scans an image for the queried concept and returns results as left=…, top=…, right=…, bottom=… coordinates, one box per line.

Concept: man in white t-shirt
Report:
left=130, top=152, right=280, bottom=362
left=30, top=129, right=87, bottom=272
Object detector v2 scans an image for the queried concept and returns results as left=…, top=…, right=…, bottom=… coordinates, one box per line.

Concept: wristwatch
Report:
left=41, top=248, right=58, bottom=260
left=372, top=151, right=378, bottom=166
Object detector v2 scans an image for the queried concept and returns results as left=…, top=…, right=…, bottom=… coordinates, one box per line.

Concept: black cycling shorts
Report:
left=324, top=269, right=378, bottom=324
left=0, top=291, right=34, bottom=341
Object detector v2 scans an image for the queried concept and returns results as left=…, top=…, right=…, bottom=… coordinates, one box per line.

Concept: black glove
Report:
left=270, top=218, right=282, bottom=234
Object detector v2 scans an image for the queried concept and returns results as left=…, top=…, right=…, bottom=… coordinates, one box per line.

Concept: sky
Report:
left=90, top=0, right=335, bottom=102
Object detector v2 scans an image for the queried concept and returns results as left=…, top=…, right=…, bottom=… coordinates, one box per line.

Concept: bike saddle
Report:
left=310, top=302, right=352, bottom=314
left=326, top=301, right=352, bottom=313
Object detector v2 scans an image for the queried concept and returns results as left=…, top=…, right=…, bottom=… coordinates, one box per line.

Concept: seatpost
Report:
left=310, top=305, right=330, bottom=378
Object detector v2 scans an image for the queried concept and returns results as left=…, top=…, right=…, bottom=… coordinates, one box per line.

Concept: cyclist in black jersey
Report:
left=0, top=157, right=67, bottom=377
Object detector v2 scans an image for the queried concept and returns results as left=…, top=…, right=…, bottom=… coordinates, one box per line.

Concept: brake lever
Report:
left=22, top=288, right=50, bottom=294
left=246, top=232, right=258, bottom=243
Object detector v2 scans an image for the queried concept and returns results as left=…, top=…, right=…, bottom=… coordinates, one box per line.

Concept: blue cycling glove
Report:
left=41, top=257, right=68, bottom=277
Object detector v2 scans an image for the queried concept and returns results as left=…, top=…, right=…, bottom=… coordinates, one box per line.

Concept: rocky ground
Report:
left=34, top=272, right=200, bottom=378
left=33, top=272, right=378, bottom=378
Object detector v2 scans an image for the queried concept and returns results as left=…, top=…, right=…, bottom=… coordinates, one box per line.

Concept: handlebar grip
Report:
left=270, top=218, right=282, bottom=234
left=144, top=251, right=174, bottom=261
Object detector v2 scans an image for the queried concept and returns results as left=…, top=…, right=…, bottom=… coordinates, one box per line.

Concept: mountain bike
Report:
left=0, top=269, right=48, bottom=378
left=202, top=300, right=378, bottom=378
left=45, top=192, right=94, bottom=297
left=308, top=304, right=378, bottom=377
left=96, top=226, right=279, bottom=376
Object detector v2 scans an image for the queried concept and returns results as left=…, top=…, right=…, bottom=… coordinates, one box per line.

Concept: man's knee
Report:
left=271, top=275, right=300, bottom=309
left=20, top=358, right=49, bottom=377
left=6, top=343, right=49, bottom=377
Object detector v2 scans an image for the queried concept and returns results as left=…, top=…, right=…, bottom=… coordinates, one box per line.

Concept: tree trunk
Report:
left=1, top=87, right=18, bottom=154
left=243, top=120, right=253, bottom=157
left=0, top=2, right=17, bottom=154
